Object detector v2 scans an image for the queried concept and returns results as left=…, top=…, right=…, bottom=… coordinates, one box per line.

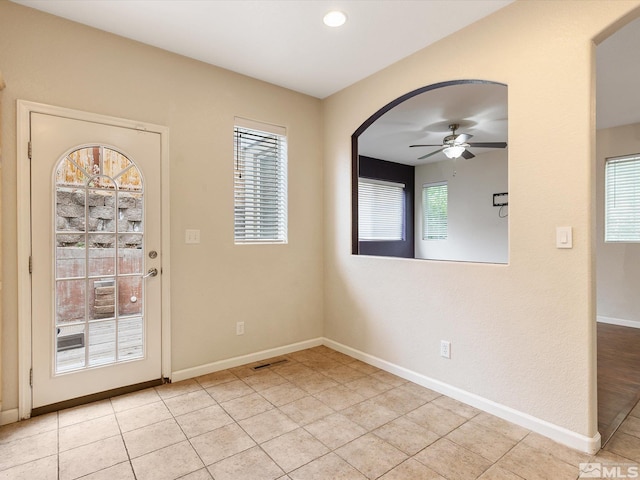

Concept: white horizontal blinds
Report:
left=234, top=120, right=288, bottom=244
left=358, top=178, right=405, bottom=241
left=423, top=182, right=448, bottom=240
left=605, top=155, right=640, bottom=242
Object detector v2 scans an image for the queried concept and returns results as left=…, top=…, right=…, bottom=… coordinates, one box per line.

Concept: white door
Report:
left=30, top=113, right=162, bottom=409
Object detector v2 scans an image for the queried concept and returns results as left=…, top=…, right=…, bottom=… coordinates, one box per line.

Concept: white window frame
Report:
left=605, top=154, right=640, bottom=242
left=358, top=178, right=405, bottom=241
left=423, top=181, right=448, bottom=240
left=234, top=117, right=288, bottom=244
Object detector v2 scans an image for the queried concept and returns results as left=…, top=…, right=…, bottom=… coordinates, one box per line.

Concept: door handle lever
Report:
left=142, top=268, right=158, bottom=279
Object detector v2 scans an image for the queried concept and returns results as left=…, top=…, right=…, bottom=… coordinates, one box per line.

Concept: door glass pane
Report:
left=88, top=320, right=116, bottom=366
left=119, top=317, right=143, bottom=361
left=56, top=324, right=86, bottom=372
left=119, top=234, right=143, bottom=274
left=56, top=279, right=85, bottom=324
left=118, top=276, right=142, bottom=317
left=54, top=145, right=145, bottom=375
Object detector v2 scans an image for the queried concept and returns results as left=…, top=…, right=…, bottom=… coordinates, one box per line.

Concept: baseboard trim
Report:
left=171, top=337, right=324, bottom=382
left=0, top=408, right=19, bottom=426
left=323, top=338, right=601, bottom=454
left=597, top=315, right=640, bottom=329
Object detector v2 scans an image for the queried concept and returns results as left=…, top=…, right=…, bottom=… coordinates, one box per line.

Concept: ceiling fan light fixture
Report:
left=323, top=10, right=347, bottom=27
left=443, top=145, right=465, bottom=159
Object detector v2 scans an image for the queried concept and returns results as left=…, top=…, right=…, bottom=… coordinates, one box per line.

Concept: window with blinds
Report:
left=234, top=119, right=288, bottom=244
left=605, top=154, right=640, bottom=242
left=358, top=178, right=405, bottom=241
left=423, top=182, right=448, bottom=240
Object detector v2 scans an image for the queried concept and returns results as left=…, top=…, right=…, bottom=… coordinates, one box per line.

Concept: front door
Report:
left=30, top=112, right=162, bottom=409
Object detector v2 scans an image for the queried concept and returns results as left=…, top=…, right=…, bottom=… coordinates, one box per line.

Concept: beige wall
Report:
left=0, top=0, right=324, bottom=411
left=596, top=122, right=640, bottom=325
left=323, top=0, right=640, bottom=440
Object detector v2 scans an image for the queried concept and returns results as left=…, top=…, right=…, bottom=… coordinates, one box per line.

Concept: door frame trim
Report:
left=17, top=100, right=172, bottom=419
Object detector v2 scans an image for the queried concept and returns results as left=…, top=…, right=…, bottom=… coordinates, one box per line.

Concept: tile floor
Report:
left=1, top=346, right=639, bottom=479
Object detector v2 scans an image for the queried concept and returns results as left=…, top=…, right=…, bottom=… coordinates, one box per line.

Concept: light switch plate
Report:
left=185, top=229, right=201, bottom=244
left=556, top=226, right=572, bottom=249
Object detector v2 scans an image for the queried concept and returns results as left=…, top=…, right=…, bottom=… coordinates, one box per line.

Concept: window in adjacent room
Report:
left=605, top=154, right=640, bottom=242
left=423, top=182, right=448, bottom=240
left=234, top=118, right=288, bottom=244
left=358, top=178, right=405, bottom=241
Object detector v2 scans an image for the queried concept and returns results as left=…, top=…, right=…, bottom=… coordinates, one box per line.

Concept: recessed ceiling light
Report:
left=323, top=10, right=347, bottom=28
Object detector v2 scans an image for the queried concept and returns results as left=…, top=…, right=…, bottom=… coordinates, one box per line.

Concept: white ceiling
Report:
left=12, top=0, right=514, bottom=99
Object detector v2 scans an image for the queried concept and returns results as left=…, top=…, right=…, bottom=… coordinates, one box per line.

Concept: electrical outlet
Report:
left=236, top=321, right=245, bottom=335
left=440, top=340, right=451, bottom=359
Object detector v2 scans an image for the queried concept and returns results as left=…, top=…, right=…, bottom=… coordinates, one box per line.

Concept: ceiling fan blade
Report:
left=455, top=133, right=472, bottom=143
left=418, top=148, right=444, bottom=160
left=467, top=142, right=507, bottom=148
left=461, top=149, right=475, bottom=160
left=410, top=144, right=443, bottom=148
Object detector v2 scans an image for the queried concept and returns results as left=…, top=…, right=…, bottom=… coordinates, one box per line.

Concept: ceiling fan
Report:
left=410, top=123, right=507, bottom=160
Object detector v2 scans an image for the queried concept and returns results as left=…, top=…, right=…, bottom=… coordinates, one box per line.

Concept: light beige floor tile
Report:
left=620, top=415, right=640, bottom=438
left=229, top=364, right=262, bottom=379
left=260, top=382, right=307, bottom=407
left=431, top=395, right=481, bottom=419
left=0, top=454, right=57, bottom=480
left=344, top=376, right=393, bottom=399
left=495, top=441, right=578, bottom=480
left=275, top=362, right=316, bottom=381
left=195, top=369, right=239, bottom=388
left=477, top=464, right=525, bottom=480
left=371, top=387, right=428, bottom=415
left=605, top=432, right=640, bottom=463
left=262, top=428, right=330, bottom=472
left=190, top=423, right=256, bottom=466
left=379, top=458, right=445, bottom=480
left=341, top=398, right=400, bottom=431
left=176, top=404, right=234, bottom=438
left=0, top=429, right=58, bottom=471
left=469, top=413, right=529, bottom=442
left=324, top=351, right=360, bottom=365
left=522, top=432, right=591, bottom=466
left=111, top=388, right=161, bottom=412
left=405, top=402, right=467, bottom=436
left=180, top=468, right=213, bottom=480
left=304, top=413, right=367, bottom=449
left=289, top=453, right=367, bottom=480
left=446, top=421, right=518, bottom=462
left=208, top=446, right=284, bottom=480
left=323, top=365, right=367, bottom=384
left=370, top=371, right=407, bottom=387
left=396, top=382, right=441, bottom=403
left=59, top=413, right=120, bottom=451
left=591, top=447, right=640, bottom=464
left=131, top=440, right=204, bottom=480
left=414, top=438, right=492, bottom=480
left=58, top=400, right=113, bottom=429
left=122, top=418, right=186, bottom=458
left=163, top=389, right=217, bottom=416
left=292, top=373, right=339, bottom=394
left=220, top=392, right=274, bottom=421
left=373, top=416, right=440, bottom=455
left=348, top=360, right=380, bottom=375
left=59, top=435, right=128, bottom=480
left=206, top=379, right=254, bottom=403
left=301, top=358, right=344, bottom=372
left=631, top=401, right=640, bottom=418
left=81, top=461, right=135, bottom=480
left=115, top=400, right=172, bottom=433
left=335, top=433, right=407, bottom=479
left=279, top=396, right=334, bottom=425
left=313, top=385, right=366, bottom=411
left=239, top=409, right=299, bottom=443
left=155, top=378, right=202, bottom=400
left=0, top=413, right=58, bottom=444
left=243, top=371, right=288, bottom=391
